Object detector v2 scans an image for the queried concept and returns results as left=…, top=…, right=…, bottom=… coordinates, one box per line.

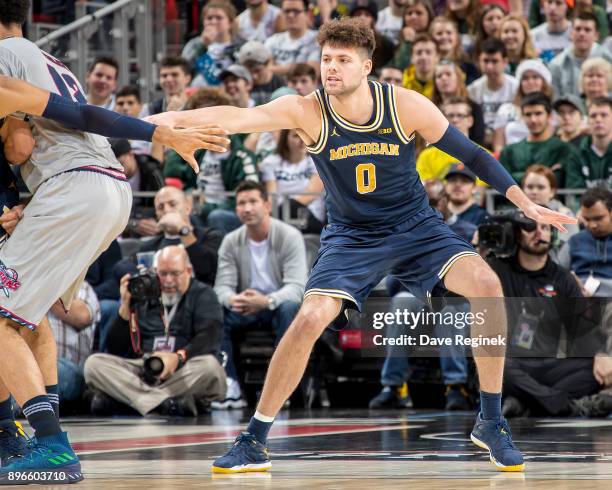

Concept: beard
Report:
left=518, top=241, right=551, bottom=256
left=161, top=292, right=180, bottom=307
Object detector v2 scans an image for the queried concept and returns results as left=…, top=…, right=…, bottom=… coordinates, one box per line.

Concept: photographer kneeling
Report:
left=481, top=212, right=612, bottom=417
left=84, top=246, right=226, bottom=416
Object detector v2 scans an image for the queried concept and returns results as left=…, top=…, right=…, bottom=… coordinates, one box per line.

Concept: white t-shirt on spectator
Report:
left=264, top=30, right=320, bottom=66
left=237, top=4, right=281, bottom=43
left=493, top=102, right=529, bottom=145
left=248, top=238, right=278, bottom=295
left=197, top=150, right=226, bottom=204
left=531, top=22, right=572, bottom=62
left=467, top=74, right=518, bottom=132
left=376, top=7, right=402, bottom=45
left=260, top=154, right=326, bottom=222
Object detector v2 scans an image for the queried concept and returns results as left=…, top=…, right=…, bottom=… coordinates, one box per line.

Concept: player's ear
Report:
left=363, top=58, right=373, bottom=77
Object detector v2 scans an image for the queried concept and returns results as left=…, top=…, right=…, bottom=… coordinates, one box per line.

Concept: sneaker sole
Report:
left=211, top=462, right=271, bottom=474
left=470, top=433, right=525, bottom=472
left=0, top=463, right=84, bottom=484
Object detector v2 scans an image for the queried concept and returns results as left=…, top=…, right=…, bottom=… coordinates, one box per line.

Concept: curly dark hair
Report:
left=317, top=17, right=376, bottom=58
left=0, top=0, right=30, bottom=27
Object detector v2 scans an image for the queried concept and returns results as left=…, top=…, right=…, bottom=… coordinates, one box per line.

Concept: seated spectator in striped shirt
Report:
left=48, top=281, right=100, bottom=404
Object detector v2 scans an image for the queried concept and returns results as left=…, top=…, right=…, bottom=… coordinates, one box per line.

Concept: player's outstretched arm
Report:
left=394, top=87, right=577, bottom=232
left=0, top=75, right=230, bottom=172
left=147, top=94, right=310, bottom=135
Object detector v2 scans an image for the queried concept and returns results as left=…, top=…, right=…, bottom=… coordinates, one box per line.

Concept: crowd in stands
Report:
left=12, top=0, right=612, bottom=416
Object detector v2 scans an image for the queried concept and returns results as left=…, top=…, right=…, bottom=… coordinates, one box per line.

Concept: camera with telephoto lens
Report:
left=142, top=354, right=165, bottom=385
left=128, top=268, right=161, bottom=305
left=477, top=210, right=537, bottom=257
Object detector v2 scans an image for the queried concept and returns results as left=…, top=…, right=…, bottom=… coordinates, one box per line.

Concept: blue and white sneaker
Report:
left=470, top=413, right=525, bottom=472
left=0, top=431, right=83, bottom=485
left=0, top=420, right=28, bottom=466
left=211, top=432, right=271, bottom=474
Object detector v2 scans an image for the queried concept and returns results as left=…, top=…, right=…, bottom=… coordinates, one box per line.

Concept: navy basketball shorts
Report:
left=304, top=206, right=479, bottom=312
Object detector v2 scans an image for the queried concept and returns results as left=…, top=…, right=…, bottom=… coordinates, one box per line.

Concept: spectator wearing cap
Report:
left=287, top=63, right=318, bottom=96
left=444, top=163, right=489, bottom=227
left=492, top=59, right=554, bottom=154
left=350, top=0, right=396, bottom=74
left=550, top=11, right=612, bottom=97
left=237, top=0, right=283, bottom=43
left=530, top=0, right=573, bottom=63
left=110, top=139, right=164, bottom=239
left=554, top=94, right=588, bottom=146
left=220, top=65, right=255, bottom=108
left=417, top=97, right=488, bottom=187
left=237, top=41, right=287, bottom=106
left=264, top=0, right=320, bottom=76
left=142, top=56, right=192, bottom=117
left=567, top=96, right=612, bottom=189
left=500, top=92, right=583, bottom=188
left=558, top=187, right=612, bottom=298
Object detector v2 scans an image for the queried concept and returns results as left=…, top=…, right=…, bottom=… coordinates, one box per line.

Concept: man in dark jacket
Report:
left=84, top=246, right=226, bottom=416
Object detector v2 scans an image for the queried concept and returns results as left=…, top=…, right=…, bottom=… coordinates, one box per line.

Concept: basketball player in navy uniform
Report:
left=151, top=18, right=576, bottom=474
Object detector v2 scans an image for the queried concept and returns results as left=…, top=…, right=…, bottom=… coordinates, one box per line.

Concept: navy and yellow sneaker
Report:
left=211, top=432, right=271, bottom=474
left=0, top=431, right=83, bottom=485
left=470, top=413, right=525, bottom=472
left=0, top=420, right=28, bottom=466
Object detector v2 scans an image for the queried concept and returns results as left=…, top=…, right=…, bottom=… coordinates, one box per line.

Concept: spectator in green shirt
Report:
left=570, top=96, right=612, bottom=189
left=500, top=92, right=583, bottom=188
left=163, top=88, right=258, bottom=234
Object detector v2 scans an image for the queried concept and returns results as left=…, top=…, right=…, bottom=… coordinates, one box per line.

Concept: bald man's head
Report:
left=157, top=245, right=193, bottom=298
left=154, top=186, right=192, bottom=220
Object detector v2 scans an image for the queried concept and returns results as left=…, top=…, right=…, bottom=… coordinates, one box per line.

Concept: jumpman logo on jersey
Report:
left=331, top=126, right=340, bottom=137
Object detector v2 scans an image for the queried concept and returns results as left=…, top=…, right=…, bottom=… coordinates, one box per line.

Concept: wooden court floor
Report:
left=19, top=409, right=612, bottom=489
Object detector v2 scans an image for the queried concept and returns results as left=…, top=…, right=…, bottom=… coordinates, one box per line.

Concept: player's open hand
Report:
left=521, top=203, right=578, bottom=233
left=153, top=124, right=230, bottom=173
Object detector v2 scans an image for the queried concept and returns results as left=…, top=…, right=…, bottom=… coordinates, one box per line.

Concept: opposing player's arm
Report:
left=0, top=75, right=50, bottom=117
left=0, top=75, right=230, bottom=172
left=148, top=94, right=315, bottom=136
left=394, top=88, right=577, bottom=232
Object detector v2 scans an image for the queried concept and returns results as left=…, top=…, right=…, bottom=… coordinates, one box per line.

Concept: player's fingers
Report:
left=195, top=132, right=231, bottom=146
left=202, top=142, right=230, bottom=153
left=183, top=154, right=200, bottom=174
left=553, top=222, right=567, bottom=233
left=192, top=124, right=229, bottom=134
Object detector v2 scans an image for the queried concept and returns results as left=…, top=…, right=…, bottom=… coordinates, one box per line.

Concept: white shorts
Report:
left=0, top=166, right=132, bottom=330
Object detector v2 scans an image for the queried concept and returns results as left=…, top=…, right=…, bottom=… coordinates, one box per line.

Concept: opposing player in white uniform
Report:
left=0, top=1, right=229, bottom=484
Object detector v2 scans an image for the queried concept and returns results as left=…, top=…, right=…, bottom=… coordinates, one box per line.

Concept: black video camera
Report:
left=477, top=210, right=537, bottom=257
left=128, top=268, right=161, bottom=305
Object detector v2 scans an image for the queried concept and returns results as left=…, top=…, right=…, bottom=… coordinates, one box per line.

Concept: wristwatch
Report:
left=176, top=349, right=187, bottom=367
left=267, top=296, right=277, bottom=310
left=179, top=226, right=192, bottom=236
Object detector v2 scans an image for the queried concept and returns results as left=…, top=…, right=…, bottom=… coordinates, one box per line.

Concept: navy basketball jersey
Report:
left=307, top=81, right=429, bottom=229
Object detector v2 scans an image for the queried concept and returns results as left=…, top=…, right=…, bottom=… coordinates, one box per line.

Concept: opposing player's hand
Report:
left=152, top=124, right=230, bottom=173
left=0, top=204, right=24, bottom=235
left=521, top=202, right=577, bottom=233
